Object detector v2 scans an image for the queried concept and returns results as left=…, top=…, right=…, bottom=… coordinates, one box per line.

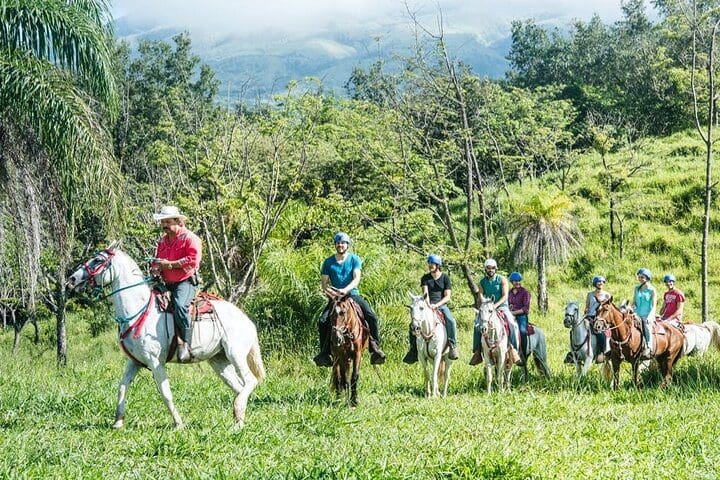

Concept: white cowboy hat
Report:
left=152, top=205, right=187, bottom=222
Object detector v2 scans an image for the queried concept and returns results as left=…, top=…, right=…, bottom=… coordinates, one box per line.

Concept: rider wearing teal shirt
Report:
left=633, top=267, right=657, bottom=359
left=470, top=258, right=521, bottom=366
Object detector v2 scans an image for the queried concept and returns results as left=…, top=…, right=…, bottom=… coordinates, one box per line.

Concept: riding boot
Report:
left=313, top=316, right=332, bottom=367
left=177, top=327, right=193, bottom=363
left=369, top=339, right=386, bottom=365
left=403, top=329, right=418, bottom=364
left=448, top=343, right=459, bottom=360
left=469, top=348, right=483, bottom=366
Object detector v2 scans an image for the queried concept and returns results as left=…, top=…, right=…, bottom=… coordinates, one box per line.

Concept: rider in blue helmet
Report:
left=314, top=232, right=386, bottom=367
left=565, top=274, right=611, bottom=365
left=403, top=254, right=459, bottom=364
left=632, top=268, right=657, bottom=359
left=508, top=272, right=531, bottom=364
left=660, top=273, right=685, bottom=327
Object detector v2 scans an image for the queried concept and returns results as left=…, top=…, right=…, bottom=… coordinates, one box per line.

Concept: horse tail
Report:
left=532, top=328, right=552, bottom=378
left=704, top=320, right=720, bottom=352
left=247, top=335, right=266, bottom=382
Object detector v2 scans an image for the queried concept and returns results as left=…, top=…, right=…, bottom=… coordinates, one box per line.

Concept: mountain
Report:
left=113, top=15, right=519, bottom=99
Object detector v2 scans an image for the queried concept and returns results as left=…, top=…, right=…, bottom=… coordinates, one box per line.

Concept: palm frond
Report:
left=0, top=0, right=117, bottom=116
left=0, top=49, right=120, bottom=211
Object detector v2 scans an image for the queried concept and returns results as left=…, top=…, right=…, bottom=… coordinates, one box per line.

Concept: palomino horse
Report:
left=681, top=320, right=720, bottom=357
left=66, top=244, right=266, bottom=428
left=408, top=294, right=452, bottom=398
left=593, top=297, right=683, bottom=389
left=475, top=296, right=512, bottom=393
left=329, top=294, right=368, bottom=407
left=564, top=301, right=611, bottom=380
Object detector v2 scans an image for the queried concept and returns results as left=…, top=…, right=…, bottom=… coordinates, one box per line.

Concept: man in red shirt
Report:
left=151, top=206, right=202, bottom=363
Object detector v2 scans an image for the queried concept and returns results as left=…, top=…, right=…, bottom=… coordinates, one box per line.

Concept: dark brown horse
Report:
left=330, top=296, right=368, bottom=406
left=593, top=297, right=684, bottom=389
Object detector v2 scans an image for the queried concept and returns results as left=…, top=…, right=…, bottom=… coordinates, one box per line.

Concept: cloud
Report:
left=113, top=0, right=627, bottom=39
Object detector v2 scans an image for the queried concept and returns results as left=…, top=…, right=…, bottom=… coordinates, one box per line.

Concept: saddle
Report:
left=155, top=288, right=221, bottom=322
left=432, top=307, right=447, bottom=326
left=526, top=323, right=536, bottom=336
left=496, top=308, right=511, bottom=337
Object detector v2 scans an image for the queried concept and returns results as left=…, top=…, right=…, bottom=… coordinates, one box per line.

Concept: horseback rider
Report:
left=403, top=254, right=459, bottom=364
left=660, top=274, right=685, bottom=328
left=150, top=206, right=202, bottom=363
left=508, top=271, right=530, bottom=364
left=632, top=267, right=657, bottom=359
left=313, top=232, right=386, bottom=367
left=564, top=275, right=611, bottom=364
left=469, top=258, right=522, bottom=366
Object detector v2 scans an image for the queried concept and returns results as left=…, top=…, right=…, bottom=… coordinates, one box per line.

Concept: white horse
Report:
left=408, top=294, right=452, bottom=398
left=564, top=301, right=600, bottom=378
left=66, top=243, right=266, bottom=429
left=681, top=320, right=720, bottom=357
left=475, top=296, right=512, bottom=393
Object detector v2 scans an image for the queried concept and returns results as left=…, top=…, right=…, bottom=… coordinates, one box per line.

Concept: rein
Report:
left=600, top=304, right=634, bottom=347
left=480, top=307, right=505, bottom=364
left=567, top=311, right=591, bottom=356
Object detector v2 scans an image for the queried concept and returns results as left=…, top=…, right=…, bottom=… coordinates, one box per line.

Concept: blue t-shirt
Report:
left=634, top=283, right=656, bottom=319
left=321, top=253, right=362, bottom=296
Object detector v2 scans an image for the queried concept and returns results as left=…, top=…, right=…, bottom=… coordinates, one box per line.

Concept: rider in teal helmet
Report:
left=314, top=232, right=386, bottom=367
left=632, top=268, right=656, bottom=359
left=403, top=254, right=459, bottom=364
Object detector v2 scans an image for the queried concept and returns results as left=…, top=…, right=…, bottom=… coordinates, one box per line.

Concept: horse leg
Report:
left=611, top=356, right=621, bottom=390
left=419, top=350, right=431, bottom=398
left=350, top=351, right=361, bottom=407
left=632, top=360, right=642, bottom=389
left=484, top=356, right=493, bottom=394
left=112, top=360, right=140, bottom=429
left=208, top=354, right=250, bottom=428
left=332, top=359, right=342, bottom=397
left=441, top=358, right=451, bottom=397
left=223, top=346, right=259, bottom=426
left=150, top=363, right=183, bottom=428
left=432, top=352, right=442, bottom=397
left=581, top=354, right=592, bottom=378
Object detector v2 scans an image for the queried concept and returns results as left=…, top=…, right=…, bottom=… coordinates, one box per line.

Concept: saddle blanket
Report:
left=155, top=289, right=221, bottom=322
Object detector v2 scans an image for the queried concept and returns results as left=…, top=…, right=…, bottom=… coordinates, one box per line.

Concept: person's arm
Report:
left=435, top=288, right=451, bottom=309
left=494, top=276, right=509, bottom=309
left=520, top=288, right=531, bottom=315
left=156, top=234, right=200, bottom=271
left=340, top=268, right=361, bottom=295
left=584, top=291, right=592, bottom=314
left=659, top=293, right=667, bottom=318
left=673, top=299, right=685, bottom=321
left=651, top=287, right=657, bottom=312
left=321, top=274, right=333, bottom=298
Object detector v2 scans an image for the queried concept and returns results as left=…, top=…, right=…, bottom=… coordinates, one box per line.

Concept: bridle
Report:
left=332, top=297, right=358, bottom=349
left=596, top=303, right=633, bottom=346
left=410, top=298, right=440, bottom=342
left=564, top=303, right=591, bottom=356
left=477, top=302, right=505, bottom=363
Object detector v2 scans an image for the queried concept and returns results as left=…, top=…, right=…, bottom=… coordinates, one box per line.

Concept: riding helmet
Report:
left=663, top=274, right=676, bottom=283
left=333, top=232, right=351, bottom=244
left=427, top=254, right=443, bottom=266
left=636, top=267, right=652, bottom=280
left=509, top=272, right=523, bottom=282
left=592, top=275, right=606, bottom=286
left=484, top=258, right=497, bottom=268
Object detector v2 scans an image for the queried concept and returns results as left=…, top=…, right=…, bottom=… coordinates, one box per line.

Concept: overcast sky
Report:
left=113, top=0, right=628, bottom=37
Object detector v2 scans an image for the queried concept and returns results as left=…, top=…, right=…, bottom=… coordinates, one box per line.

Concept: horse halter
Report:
left=564, top=304, right=581, bottom=329
left=72, top=249, right=116, bottom=292
left=331, top=298, right=356, bottom=346
left=409, top=297, right=439, bottom=340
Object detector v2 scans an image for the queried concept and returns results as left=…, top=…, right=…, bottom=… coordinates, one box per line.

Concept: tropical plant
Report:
left=0, top=0, right=120, bottom=363
left=511, top=188, right=583, bottom=313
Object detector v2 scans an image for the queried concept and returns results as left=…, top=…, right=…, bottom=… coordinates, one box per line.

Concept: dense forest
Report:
left=1, top=0, right=719, bottom=363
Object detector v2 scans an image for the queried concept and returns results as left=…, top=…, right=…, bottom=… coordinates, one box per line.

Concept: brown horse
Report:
left=593, top=297, right=684, bottom=389
left=330, top=296, right=368, bottom=406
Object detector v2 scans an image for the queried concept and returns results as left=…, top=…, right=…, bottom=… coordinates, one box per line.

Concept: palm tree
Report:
left=512, top=188, right=582, bottom=314
left=0, top=0, right=120, bottom=364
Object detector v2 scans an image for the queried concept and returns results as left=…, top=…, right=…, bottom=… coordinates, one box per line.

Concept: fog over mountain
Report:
left=113, top=0, right=626, bottom=99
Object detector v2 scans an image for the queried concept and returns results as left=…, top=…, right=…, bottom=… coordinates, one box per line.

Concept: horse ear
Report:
left=473, top=308, right=479, bottom=314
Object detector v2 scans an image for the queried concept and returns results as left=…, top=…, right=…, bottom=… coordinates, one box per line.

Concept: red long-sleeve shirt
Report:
left=154, top=226, right=202, bottom=284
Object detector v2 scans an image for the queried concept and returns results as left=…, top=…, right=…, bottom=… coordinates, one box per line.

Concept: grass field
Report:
left=2, top=302, right=720, bottom=480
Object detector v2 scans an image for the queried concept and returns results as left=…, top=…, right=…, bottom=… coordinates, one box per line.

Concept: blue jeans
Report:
left=168, top=279, right=196, bottom=344
left=516, top=314, right=528, bottom=354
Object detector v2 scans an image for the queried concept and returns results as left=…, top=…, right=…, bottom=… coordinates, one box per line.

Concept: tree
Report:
left=512, top=189, right=582, bottom=314
left=0, top=0, right=120, bottom=364
left=656, top=0, right=720, bottom=322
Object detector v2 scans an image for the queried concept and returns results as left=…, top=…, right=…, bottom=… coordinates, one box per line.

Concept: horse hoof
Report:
left=111, top=419, right=124, bottom=429
left=233, top=420, right=245, bottom=430
left=174, top=422, right=184, bottom=430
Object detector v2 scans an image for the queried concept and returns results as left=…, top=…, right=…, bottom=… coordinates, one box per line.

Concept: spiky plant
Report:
left=512, top=188, right=582, bottom=313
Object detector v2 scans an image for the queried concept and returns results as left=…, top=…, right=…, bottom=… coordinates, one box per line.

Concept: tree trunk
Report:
left=55, top=267, right=67, bottom=366
left=617, top=212, right=625, bottom=259
left=537, top=242, right=548, bottom=314
left=609, top=196, right=616, bottom=245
